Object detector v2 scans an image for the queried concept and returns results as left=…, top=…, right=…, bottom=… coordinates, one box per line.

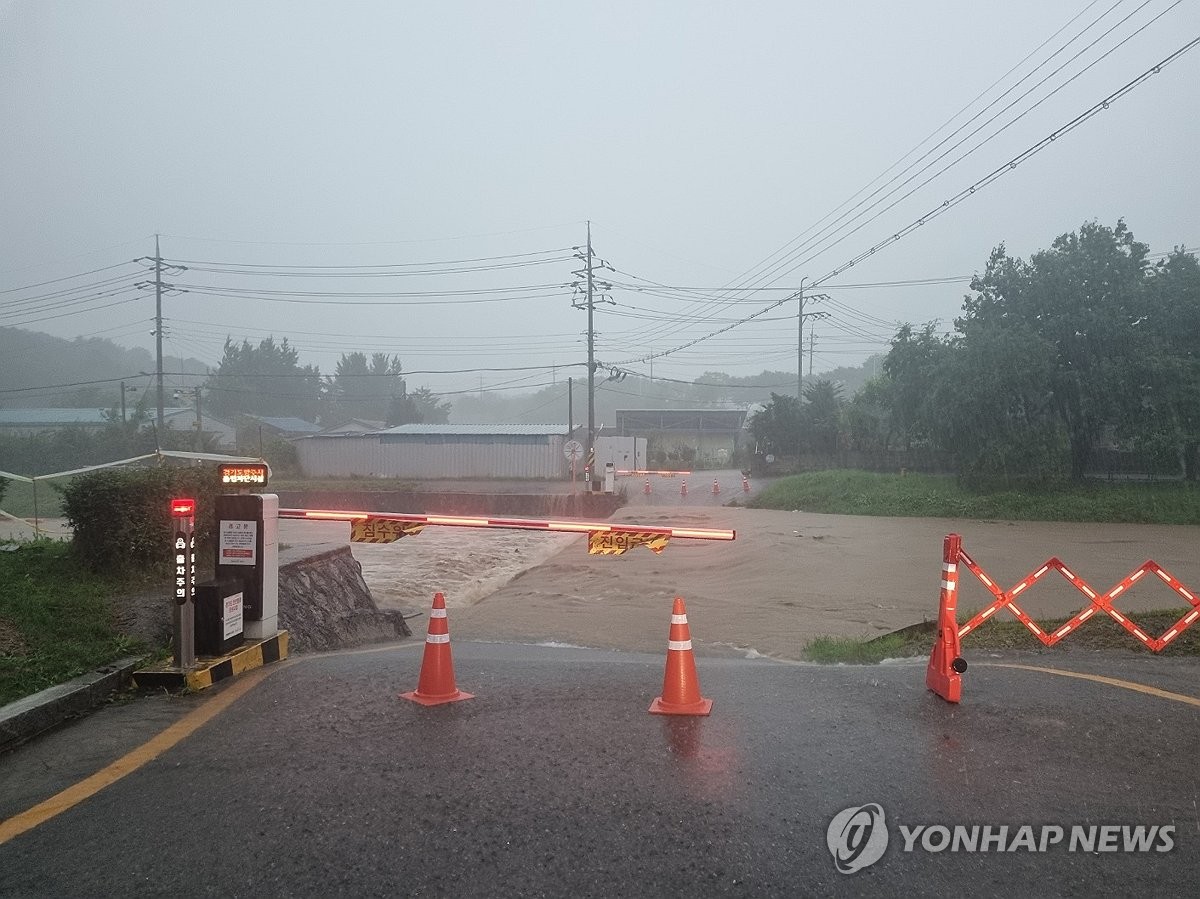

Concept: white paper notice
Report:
left=219, top=520, right=258, bottom=566
left=223, top=592, right=244, bottom=640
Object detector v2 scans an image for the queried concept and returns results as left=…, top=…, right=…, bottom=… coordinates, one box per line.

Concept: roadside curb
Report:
left=132, top=632, right=289, bottom=692
left=0, top=655, right=143, bottom=754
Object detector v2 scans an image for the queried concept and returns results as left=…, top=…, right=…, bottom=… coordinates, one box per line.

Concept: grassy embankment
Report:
left=749, top=471, right=1200, bottom=662
left=0, top=540, right=147, bottom=706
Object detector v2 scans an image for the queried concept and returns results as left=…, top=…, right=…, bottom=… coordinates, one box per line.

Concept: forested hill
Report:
left=0, top=327, right=208, bottom=409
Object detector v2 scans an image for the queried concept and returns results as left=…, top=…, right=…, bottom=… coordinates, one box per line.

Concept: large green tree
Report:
left=961, top=221, right=1149, bottom=479
left=205, top=337, right=322, bottom=421
left=747, top=392, right=802, bottom=456
left=881, top=322, right=953, bottom=451
left=1133, top=249, right=1200, bottom=479
left=329, top=352, right=406, bottom=425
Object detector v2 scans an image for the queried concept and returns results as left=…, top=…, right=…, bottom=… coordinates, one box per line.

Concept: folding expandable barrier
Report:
left=927, top=532, right=1200, bottom=703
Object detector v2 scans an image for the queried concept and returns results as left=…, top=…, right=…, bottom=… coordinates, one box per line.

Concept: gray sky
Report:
left=2, top=1, right=1197, bottom=401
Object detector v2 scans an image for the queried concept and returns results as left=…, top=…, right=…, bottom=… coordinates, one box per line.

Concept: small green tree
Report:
left=845, top=378, right=893, bottom=452
left=410, top=386, right=452, bottom=424
left=882, top=322, right=952, bottom=450
left=748, top=393, right=802, bottom=456
left=802, top=379, right=843, bottom=453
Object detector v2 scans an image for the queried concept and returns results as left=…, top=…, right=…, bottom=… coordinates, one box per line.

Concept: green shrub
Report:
left=61, top=466, right=226, bottom=576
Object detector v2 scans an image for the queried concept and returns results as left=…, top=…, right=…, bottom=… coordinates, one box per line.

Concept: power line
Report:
left=766, top=0, right=1184, bottom=288
left=611, top=32, right=1200, bottom=367
left=738, top=0, right=1164, bottom=293
left=812, top=33, right=1200, bottom=288
left=0, top=261, right=140, bottom=295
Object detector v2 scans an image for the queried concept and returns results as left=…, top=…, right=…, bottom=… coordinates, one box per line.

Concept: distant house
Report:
left=161, top=408, right=237, bottom=450
left=239, top=414, right=323, bottom=439
left=295, top=424, right=568, bottom=479
left=318, top=418, right=386, bottom=436
left=0, top=406, right=237, bottom=449
left=0, top=408, right=112, bottom=435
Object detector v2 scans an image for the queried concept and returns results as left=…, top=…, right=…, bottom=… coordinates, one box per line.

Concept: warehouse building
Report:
left=294, top=424, right=569, bottom=479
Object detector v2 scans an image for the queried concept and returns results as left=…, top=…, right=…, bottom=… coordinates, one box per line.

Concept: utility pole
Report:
left=567, top=376, right=574, bottom=436
left=120, top=381, right=129, bottom=423
left=154, top=234, right=164, bottom=432
left=796, top=282, right=805, bottom=402
left=193, top=386, right=203, bottom=452
left=809, top=330, right=815, bottom=377
left=586, top=221, right=596, bottom=491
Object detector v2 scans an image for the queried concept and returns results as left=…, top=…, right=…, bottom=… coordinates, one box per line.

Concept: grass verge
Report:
left=803, top=609, right=1200, bottom=663
left=0, top=479, right=68, bottom=519
left=749, top=470, right=1200, bottom=524
left=0, top=540, right=147, bottom=705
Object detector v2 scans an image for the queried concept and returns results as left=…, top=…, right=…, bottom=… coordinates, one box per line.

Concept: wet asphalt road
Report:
left=1, top=641, right=1198, bottom=897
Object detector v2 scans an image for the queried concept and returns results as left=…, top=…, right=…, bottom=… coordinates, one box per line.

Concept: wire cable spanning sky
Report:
left=1, top=1, right=1197, bottom=399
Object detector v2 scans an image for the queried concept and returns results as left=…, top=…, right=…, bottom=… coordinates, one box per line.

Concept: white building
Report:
left=295, top=424, right=569, bottom=479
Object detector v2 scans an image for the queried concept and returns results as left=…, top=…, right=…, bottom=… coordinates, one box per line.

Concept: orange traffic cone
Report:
left=644, top=478, right=652, bottom=495
left=401, top=592, right=473, bottom=705
left=680, top=480, right=688, bottom=498
left=711, top=478, right=720, bottom=495
left=650, top=596, right=712, bottom=716
left=742, top=476, right=750, bottom=493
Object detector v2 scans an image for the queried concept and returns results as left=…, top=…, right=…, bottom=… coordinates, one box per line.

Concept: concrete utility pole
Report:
left=796, top=281, right=805, bottom=402
left=193, top=387, right=203, bottom=452
left=586, top=221, right=596, bottom=491
left=155, top=234, right=165, bottom=432
left=809, top=329, right=815, bottom=377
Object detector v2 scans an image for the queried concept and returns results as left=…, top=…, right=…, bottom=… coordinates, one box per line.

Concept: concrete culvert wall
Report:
left=278, top=546, right=412, bottom=652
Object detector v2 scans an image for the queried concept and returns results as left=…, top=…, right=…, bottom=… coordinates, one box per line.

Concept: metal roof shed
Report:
left=295, top=424, right=569, bottom=479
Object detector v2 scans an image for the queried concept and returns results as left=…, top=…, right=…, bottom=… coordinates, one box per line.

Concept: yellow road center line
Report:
left=986, top=662, right=1200, bottom=709
left=0, top=665, right=276, bottom=846
left=0, top=641, right=424, bottom=846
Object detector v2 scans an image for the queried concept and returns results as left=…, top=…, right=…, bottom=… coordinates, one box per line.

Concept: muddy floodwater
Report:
left=279, top=518, right=577, bottom=612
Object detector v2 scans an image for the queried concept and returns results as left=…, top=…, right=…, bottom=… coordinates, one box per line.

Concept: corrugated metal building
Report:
left=295, top=424, right=569, bottom=479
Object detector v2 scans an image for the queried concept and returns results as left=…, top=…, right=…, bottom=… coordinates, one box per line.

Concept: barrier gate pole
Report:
left=926, top=533, right=967, bottom=703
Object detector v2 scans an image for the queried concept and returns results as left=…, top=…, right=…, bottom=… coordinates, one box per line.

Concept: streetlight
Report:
left=120, top=381, right=138, bottom=423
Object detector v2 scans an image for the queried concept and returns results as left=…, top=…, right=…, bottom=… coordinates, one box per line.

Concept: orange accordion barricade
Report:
left=928, top=533, right=1200, bottom=704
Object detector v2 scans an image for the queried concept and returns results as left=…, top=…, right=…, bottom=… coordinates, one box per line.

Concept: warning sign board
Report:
left=587, top=530, right=671, bottom=556
left=351, top=518, right=427, bottom=544
left=219, top=520, right=257, bottom=566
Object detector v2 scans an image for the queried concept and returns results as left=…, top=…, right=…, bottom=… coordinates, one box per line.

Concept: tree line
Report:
left=750, top=220, right=1200, bottom=486
left=203, top=341, right=451, bottom=428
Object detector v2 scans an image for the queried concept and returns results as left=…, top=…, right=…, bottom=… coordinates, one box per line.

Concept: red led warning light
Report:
left=170, top=498, right=196, bottom=518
